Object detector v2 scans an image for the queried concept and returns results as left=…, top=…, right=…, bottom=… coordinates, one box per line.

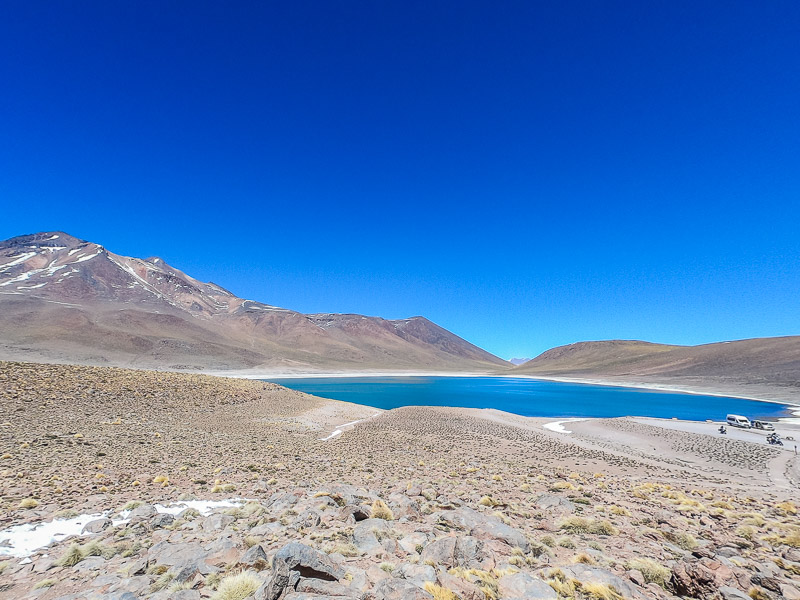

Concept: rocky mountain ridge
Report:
left=0, top=232, right=508, bottom=372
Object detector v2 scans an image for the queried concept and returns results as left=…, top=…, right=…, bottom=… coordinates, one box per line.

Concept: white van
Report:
left=727, top=414, right=751, bottom=428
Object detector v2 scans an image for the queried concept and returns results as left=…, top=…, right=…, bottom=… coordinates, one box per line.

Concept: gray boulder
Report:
left=128, top=503, right=157, bottom=523
left=395, top=563, right=436, bottom=589
left=239, top=544, right=269, bottom=569
left=719, top=587, right=750, bottom=600
left=535, top=494, right=575, bottom=513
left=295, top=577, right=358, bottom=597
left=353, top=518, right=392, bottom=554
left=82, top=518, right=112, bottom=534
left=202, top=513, right=234, bottom=531
left=170, top=591, right=201, bottom=600
left=265, top=543, right=345, bottom=600
left=340, top=504, right=371, bottom=522
left=370, top=578, right=434, bottom=600
left=437, top=508, right=529, bottom=551
left=498, top=572, right=558, bottom=599
left=150, top=513, right=175, bottom=529
left=562, top=564, right=638, bottom=598
left=420, top=536, right=487, bottom=569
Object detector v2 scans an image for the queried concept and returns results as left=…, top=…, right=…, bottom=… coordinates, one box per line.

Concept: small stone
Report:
left=719, top=586, right=750, bottom=600
left=128, top=503, right=158, bottom=523
left=202, top=513, right=234, bottom=531
left=81, top=518, right=111, bottom=534
left=151, top=513, right=175, bottom=528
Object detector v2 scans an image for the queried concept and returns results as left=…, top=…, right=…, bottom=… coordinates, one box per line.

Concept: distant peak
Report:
left=0, top=231, right=86, bottom=250
left=509, top=357, right=532, bottom=365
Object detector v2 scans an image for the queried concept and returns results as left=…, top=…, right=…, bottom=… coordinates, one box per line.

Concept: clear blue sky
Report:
left=1, top=1, right=799, bottom=359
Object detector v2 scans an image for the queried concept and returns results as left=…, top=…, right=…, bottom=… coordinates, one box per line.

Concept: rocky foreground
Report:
left=1, top=361, right=800, bottom=600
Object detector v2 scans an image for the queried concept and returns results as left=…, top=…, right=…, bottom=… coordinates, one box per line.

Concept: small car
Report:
left=752, top=420, right=775, bottom=431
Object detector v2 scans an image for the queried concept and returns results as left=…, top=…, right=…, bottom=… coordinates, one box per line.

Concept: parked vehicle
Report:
left=726, top=414, right=751, bottom=428
left=752, top=420, right=775, bottom=431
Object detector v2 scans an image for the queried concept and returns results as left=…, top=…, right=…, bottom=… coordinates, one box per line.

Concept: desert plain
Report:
left=1, top=360, right=800, bottom=600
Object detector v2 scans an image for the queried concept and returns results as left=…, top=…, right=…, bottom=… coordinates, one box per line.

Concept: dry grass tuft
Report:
left=55, top=543, right=85, bottom=567
left=749, top=587, right=772, bottom=600
left=210, top=571, right=261, bottom=600
left=573, top=552, right=596, bottom=565
left=560, top=516, right=618, bottom=536
left=626, top=557, right=670, bottom=587
left=370, top=499, right=394, bottom=520
left=424, top=582, right=457, bottom=600
left=18, top=497, right=39, bottom=509
left=579, top=581, right=624, bottom=600
left=663, top=530, right=698, bottom=550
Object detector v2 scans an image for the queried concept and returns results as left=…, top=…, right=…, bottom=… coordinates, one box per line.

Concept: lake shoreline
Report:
left=207, top=368, right=800, bottom=411
left=254, top=373, right=800, bottom=425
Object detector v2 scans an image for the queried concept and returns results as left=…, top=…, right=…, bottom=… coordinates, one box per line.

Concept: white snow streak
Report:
left=0, top=499, right=247, bottom=558
left=542, top=418, right=588, bottom=434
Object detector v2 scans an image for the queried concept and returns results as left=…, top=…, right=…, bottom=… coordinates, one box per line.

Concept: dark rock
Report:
left=82, top=518, right=111, bottom=534
left=751, top=574, right=782, bottom=593
left=150, top=513, right=175, bottom=528
left=669, top=557, right=735, bottom=598
left=340, top=505, right=371, bottom=522
left=265, top=543, right=345, bottom=600
left=240, top=544, right=269, bottom=569
left=173, top=564, right=199, bottom=583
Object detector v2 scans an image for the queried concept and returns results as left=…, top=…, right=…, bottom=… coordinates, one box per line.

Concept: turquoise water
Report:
left=267, top=376, right=795, bottom=421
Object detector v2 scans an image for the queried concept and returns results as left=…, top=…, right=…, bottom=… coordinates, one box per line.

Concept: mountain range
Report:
left=1, top=231, right=798, bottom=401
left=0, top=232, right=508, bottom=372
left=511, top=338, right=800, bottom=402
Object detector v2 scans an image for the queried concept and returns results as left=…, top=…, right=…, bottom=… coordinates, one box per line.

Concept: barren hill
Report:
left=0, top=232, right=508, bottom=373
left=513, top=337, right=800, bottom=402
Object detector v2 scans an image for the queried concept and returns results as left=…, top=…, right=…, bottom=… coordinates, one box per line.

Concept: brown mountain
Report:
left=0, top=232, right=508, bottom=372
left=512, top=338, right=800, bottom=401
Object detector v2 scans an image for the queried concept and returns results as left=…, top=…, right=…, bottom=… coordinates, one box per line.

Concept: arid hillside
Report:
left=0, top=232, right=508, bottom=373
left=512, top=337, right=800, bottom=401
left=1, top=361, right=798, bottom=600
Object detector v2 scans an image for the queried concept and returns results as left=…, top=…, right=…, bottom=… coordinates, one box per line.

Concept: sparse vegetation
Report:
left=18, top=497, right=39, bottom=509
left=424, top=582, right=458, bottom=600
left=626, top=557, right=670, bottom=587
left=210, top=572, right=261, bottom=600
left=370, top=498, right=394, bottom=520
left=560, top=516, right=618, bottom=536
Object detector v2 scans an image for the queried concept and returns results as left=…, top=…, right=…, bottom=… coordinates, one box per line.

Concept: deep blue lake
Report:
left=267, top=376, right=796, bottom=421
